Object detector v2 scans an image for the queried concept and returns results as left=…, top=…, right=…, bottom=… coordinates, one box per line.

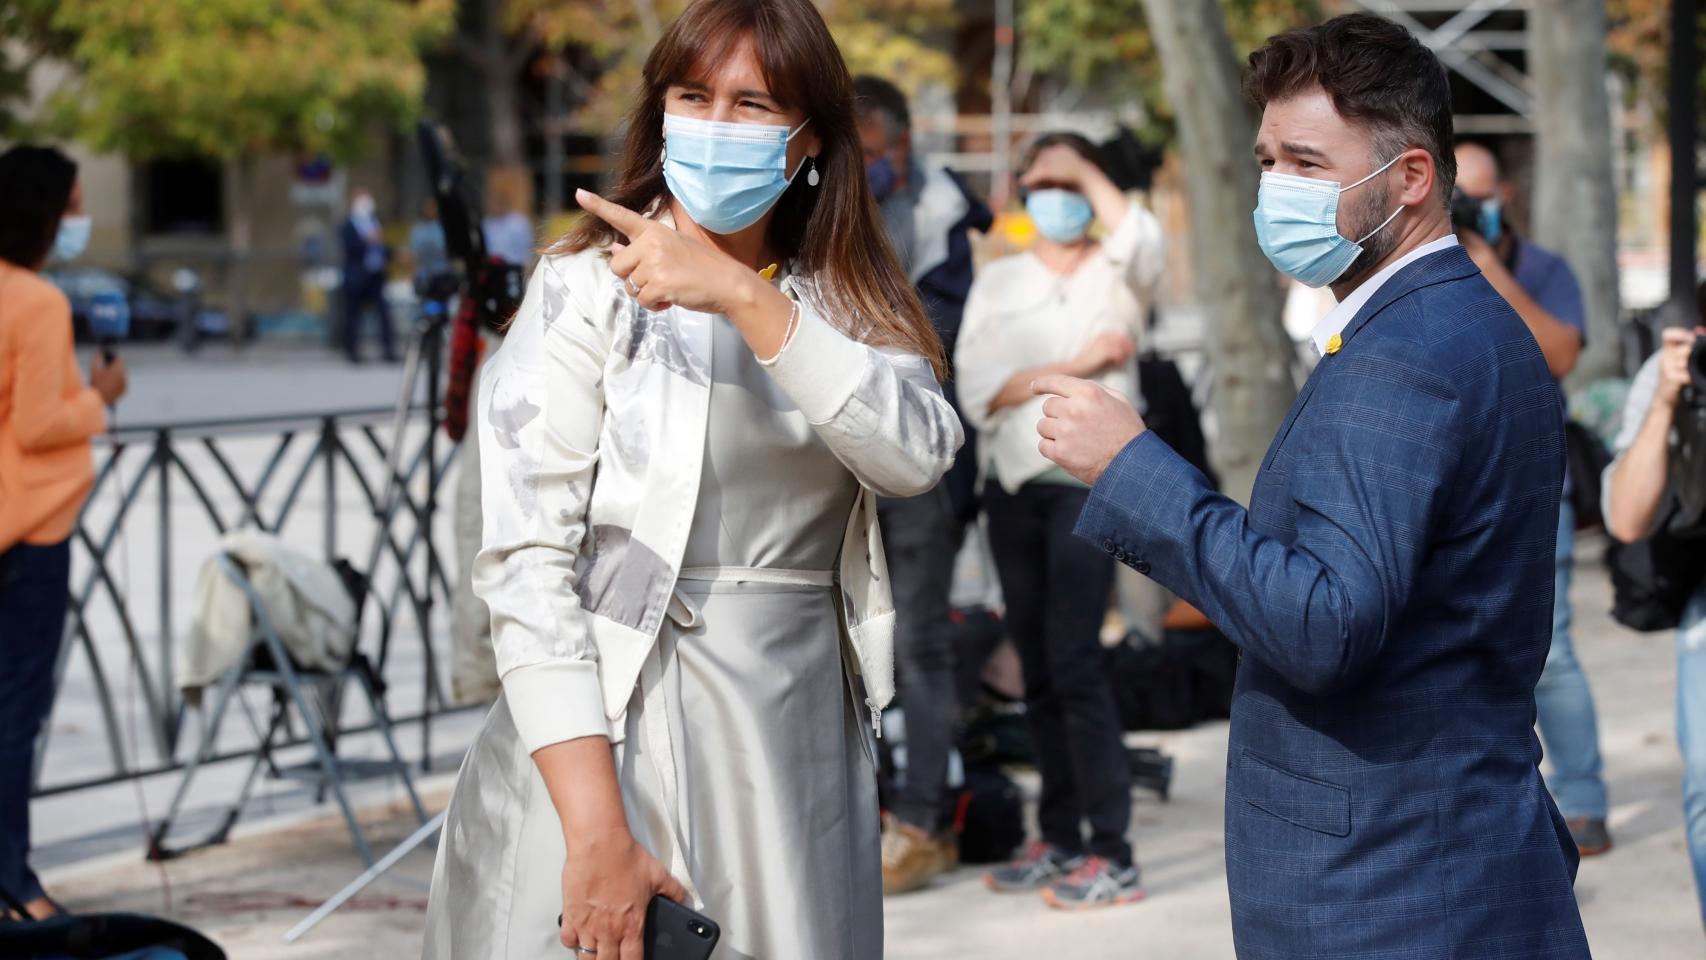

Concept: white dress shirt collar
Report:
left=1310, top=234, right=1459, bottom=356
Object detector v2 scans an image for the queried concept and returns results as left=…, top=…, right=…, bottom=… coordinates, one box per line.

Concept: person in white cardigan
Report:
left=421, top=2, right=961, bottom=959
left=954, top=132, right=1164, bottom=910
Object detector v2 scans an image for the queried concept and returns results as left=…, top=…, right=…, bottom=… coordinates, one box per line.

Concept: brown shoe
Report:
left=1566, top=817, right=1613, bottom=857
left=882, top=817, right=951, bottom=895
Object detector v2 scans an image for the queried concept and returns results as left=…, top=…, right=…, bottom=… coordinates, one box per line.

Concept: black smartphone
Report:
left=645, top=895, right=719, bottom=960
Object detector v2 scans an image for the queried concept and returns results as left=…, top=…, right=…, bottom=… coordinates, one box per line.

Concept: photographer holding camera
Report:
left=1452, top=141, right=1612, bottom=856
left=1605, top=320, right=1706, bottom=925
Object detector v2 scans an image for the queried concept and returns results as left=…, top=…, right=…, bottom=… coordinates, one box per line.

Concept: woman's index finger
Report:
left=575, top=189, right=652, bottom=239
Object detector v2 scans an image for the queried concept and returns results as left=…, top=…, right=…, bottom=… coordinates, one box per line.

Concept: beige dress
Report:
left=424, top=314, right=880, bottom=959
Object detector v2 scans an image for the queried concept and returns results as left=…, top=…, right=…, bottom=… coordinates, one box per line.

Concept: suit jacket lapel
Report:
left=1259, top=245, right=1479, bottom=473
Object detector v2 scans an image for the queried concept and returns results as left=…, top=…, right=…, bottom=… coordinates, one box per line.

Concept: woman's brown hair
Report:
left=555, top=0, right=945, bottom=380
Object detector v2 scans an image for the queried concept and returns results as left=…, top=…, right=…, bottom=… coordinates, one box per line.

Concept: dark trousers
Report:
left=984, top=481, right=1132, bottom=865
left=342, top=274, right=396, bottom=362
left=877, top=485, right=962, bottom=832
left=0, top=540, right=71, bottom=903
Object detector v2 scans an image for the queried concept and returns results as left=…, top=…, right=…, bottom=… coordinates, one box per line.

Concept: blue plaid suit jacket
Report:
left=1077, top=245, right=1591, bottom=958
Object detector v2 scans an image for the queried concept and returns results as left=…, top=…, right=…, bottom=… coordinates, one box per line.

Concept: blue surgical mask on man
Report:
left=1476, top=197, right=1503, bottom=246
left=52, top=214, right=91, bottom=263
left=1026, top=189, right=1095, bottom=244
left=663, top=113, right=811, bottom=235
left=866, top=155, right=898, bottom=202
left=1252, top=154, right=1403, bottom=288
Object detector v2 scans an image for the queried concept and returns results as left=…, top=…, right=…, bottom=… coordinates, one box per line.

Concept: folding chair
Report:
left=147, top=552, right=427, bottom=867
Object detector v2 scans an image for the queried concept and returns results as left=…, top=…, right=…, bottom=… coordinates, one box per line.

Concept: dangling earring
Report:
left=806, top=158, right=820, bottom=187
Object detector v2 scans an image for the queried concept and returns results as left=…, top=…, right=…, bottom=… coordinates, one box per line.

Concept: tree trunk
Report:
left=1530, top=0, right=1622, bottom=386
left=226, top=155, right=255, bottom=342
left=479, top=2, right=527, bottom=173
left=1140, top=0, right=1294, bottom=503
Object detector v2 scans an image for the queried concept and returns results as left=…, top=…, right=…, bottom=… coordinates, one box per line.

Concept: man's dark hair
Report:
left=0, top=145, right=78, bottom=269
left=852, top=75, right=910, bottom=135
left=1245, top=13, right=1456, bottom=206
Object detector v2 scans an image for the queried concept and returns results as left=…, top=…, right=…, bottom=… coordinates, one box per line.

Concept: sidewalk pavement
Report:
left=37, top=536, right=1706, bottom=958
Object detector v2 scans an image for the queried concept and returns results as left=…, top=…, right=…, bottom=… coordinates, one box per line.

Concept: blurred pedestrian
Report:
left=1456, top=140, right=1609, bottom=856
left=852, top=73, right=992, bottom=896
left=1036, top=14, right=1589, bottom=956
left=482, top=179, right=536, bottom=268
left=0, top=145, right=127, bottom=920
left=954, top=132, right=1164, bottom=910
left=422, top=1, right=961, bottom=957
left=409, top=197, right=450, bottom=288
left=339, top=186, right=397, bottom=364
left=1605, top=323, right=1706, bottom=925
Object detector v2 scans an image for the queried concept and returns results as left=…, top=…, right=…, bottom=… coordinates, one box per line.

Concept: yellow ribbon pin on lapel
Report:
left=1325, top=333, right=1343, bottom=356
left=758, top=263, right=779, bottom=282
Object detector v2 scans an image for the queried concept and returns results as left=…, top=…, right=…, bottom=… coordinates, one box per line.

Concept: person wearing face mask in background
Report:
left=1033, top=15, right=1588, bottom=956
left=850, top=75, right=992, bottom=897
left=339, top=186, right=398, bottom=365
left=0, top=145, right=127, bottom=921
left=1453, top=140, right=1609, bottom=858
left=953, top=132, right=1164, bottom=910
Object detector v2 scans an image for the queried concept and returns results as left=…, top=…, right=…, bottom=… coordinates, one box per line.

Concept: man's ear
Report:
left=1397, top=148, right=1436, bottom=208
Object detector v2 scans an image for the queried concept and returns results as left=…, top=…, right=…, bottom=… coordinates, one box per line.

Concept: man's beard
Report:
left=1340, top=178, right=1400, bottom=284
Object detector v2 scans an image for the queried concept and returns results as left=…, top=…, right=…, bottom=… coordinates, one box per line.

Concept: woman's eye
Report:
left=741, top=100, right=773, bottom=112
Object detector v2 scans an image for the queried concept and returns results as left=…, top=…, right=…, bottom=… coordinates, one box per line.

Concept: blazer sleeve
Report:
left=759, top=292, right=963, bottom=498
left=12, top=282, right=105, bottom=452
left=1075, top=328, right=1463, bottom=696
left=472, top=254, right=614, bottom=753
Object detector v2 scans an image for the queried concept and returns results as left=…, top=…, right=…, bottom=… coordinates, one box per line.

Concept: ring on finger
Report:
left=625, top=278, right=640, bottom=297
left=574, top=947, right=597, bottom=956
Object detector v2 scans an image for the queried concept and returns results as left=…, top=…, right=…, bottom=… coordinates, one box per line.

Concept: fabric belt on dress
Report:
left=676, top=565, right=835, bottom=586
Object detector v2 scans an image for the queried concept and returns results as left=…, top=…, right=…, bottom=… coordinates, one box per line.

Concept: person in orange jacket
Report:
left=0, top=145, right=127, bottom=919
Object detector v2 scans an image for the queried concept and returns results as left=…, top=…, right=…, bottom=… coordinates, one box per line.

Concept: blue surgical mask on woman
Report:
left=52, top=214, right=91, bottom=263
left=1252, top=154, right=1403, bottom=288
left=1026, top=189, right=1095, bottom=244
left=663, top=113, right=812, bottom=235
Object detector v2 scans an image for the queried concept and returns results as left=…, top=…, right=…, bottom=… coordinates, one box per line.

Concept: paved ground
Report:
left=33, top=529, right=1706, bottom=958
left=30, top=344, right=1706, bottom=956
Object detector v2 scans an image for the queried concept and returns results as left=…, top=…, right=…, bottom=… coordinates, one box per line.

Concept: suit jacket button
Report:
left=1102, top=539, right=1115, bottom=554
left=1135, top=560, right=1152, bottom=575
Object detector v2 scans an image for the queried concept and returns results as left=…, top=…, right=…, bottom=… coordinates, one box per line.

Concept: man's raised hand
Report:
left=1033, top=374, right=1146, bottom=487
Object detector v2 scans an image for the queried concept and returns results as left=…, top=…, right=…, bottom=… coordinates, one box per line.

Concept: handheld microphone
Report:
left=89, top=290, right=130, bottom=364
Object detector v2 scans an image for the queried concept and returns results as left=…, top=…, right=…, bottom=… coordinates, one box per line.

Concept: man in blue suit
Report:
left=1032, top=14, right=1590, bottom=958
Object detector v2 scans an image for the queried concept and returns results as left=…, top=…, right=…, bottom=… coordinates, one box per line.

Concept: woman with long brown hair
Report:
left=422, top=1, right=960, bottom=957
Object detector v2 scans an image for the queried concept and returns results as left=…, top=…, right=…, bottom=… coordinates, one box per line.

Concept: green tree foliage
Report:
left=1606, top=0, right=1706, bottom=129
left=14, top=0, right=454, bottom=160
left=510, top=0, right=956, bottom=129
left=1017, top=0, right=1319, bottom=141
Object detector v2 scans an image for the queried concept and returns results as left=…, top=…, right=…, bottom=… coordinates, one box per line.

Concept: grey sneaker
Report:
left=1041, top=855, right=1146, bottom=910
left=1567, top=817, right=1613, bottom=857
left=984, top=841, right=1083, bottom=893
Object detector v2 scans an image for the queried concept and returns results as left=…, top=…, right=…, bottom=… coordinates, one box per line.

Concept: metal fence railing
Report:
left=33, top=401, right=467, bottom=799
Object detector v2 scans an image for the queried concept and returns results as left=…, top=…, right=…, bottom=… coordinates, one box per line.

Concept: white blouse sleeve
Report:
left=948, top=270, right=1008, bottom=436
left=473, top=253, right=614, bottom=753
left=1100, top=203, right=1166, bottom=300
left=759, top=291, right=964, bottom=498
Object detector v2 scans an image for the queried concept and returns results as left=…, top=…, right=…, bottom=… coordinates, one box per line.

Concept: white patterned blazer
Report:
left=474, top=241, right=963, bottom=756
